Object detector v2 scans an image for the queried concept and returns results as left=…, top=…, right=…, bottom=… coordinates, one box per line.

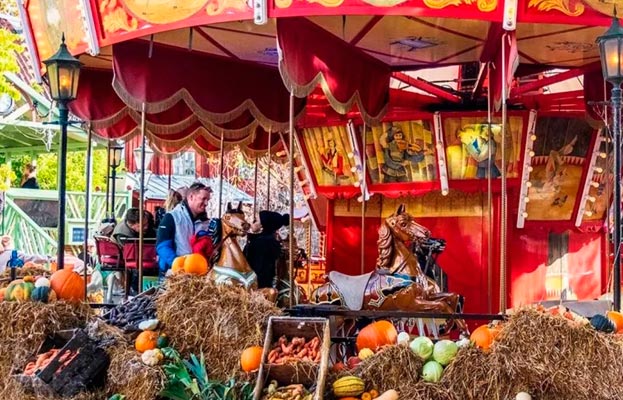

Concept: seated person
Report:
left=0, top=235, right=50, bottom=274
left=111, top=208, right=156, bottom=246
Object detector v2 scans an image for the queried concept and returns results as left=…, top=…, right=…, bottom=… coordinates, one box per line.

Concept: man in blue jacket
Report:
left=156, top=182, right=212, bottom=276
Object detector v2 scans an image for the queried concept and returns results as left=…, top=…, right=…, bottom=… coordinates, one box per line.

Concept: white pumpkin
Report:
left=516, top=392, right=532, bottom=400
left=397, top=331, right=411, bottom=345
left=35, top=277, right=51, bottom=288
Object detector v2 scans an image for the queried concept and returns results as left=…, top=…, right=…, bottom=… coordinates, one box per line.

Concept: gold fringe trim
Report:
left=88, top=107, right=132, bottom=130
left=278, top=59, right=387, bottom=126
left=112, top=75, right=303, bottom=131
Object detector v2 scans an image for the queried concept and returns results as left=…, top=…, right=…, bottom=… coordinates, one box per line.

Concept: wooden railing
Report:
left=2, top=196, right=57, bottom=256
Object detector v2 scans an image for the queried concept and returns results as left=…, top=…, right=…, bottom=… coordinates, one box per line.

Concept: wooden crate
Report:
left=254, top=316, right=330, bottom=400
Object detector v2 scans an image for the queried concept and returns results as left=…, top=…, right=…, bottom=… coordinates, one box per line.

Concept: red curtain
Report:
left=277, top=17, right=390, bottom=125
left=326, top=216, right=381, bottom=276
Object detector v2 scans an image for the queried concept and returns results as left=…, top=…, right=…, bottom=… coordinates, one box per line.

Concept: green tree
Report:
left=11, top=149, right=110, bottom=192
left=0, top=0, right=23, bottom=101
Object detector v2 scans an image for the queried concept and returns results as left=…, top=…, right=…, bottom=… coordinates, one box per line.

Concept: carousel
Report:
left=1, top=0, right=623, bottom=399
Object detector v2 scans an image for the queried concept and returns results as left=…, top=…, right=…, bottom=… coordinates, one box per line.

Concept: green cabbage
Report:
left=422, top=360, right=444, bottom=383
left=433, top=339, right=458, bottom=366
left=409, top=336, right=434, bottom=361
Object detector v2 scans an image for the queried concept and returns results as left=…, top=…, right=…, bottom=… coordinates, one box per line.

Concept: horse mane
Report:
left=376, top=220, right=394, bottom=270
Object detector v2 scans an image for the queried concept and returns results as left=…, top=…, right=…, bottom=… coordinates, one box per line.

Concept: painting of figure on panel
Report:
left=526, top=117, right=594, bottom=221
left=302, top=126, right=357, bottom=186
left=584, top=137, right=611, bottom=222
left=443, top=116, right=522, bottom=179
left=365, top=120, right=436, bottom=184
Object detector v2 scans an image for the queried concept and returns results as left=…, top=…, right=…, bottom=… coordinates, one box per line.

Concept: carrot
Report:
left=296, top=348, right=308, bottom=358
left=268, top=349, right=279, bottom=363
left=281, top=343, right=294, bottom=355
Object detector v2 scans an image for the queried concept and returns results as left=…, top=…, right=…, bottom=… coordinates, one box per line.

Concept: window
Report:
left=173, top=152, right=196, bottom=176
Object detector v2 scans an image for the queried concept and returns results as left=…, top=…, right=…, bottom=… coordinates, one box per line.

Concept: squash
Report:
left=135, top=330, right=159, bottom=353
left=358, top=348, right=374, bottom=360
left=0, top=288, right=5, bottom=301
left=369, top=389, right=380, bottom=399
left=31, top=286, right=52, bottom=303
left=184, top=253, right=209, bottom=276
left=157, top=334, right=170, bottom=349
left=332, top=376, right=365, bottom=397
left=23, top=275, right=36, bottom=283
left=5, top=280, right=34, bottom=301
left=470, top=325, right=494, bottom=351
left=606, top=311, right=623, bottom=333
left=361, top=392, right=373, bottom=400
left=50, top=269, right=85, bottom=302
left=35, top=277, right=51, bottom=288
left=591, top=314, right=615, bottom=333
left=375, top=389, right=399, bottom=400
left=356, top=320, right=397, bottom=351
left=171, top=256, right=186, bottom=274
left=240, top=346, right=263, bottom=372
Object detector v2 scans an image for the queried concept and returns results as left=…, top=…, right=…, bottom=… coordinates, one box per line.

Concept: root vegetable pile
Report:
left=102, top=293, right=157, bottom=332
left=262, top=381, right=312, bottom=400
left=268, top=336, right=321, bottom=364
left=22, top=349, right=78, bottom=376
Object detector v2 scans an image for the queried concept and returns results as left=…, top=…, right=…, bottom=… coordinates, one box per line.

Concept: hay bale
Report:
left=400, top=382, right=458, bottom=400
left=444, top=309, right=623, bottom=400
left=0, top=301, right=92, bottom=399
left=351, top=344, right=423, bottom=394
left=0, top=266, right=50, bottom=288
left=106, top=345, right=165, bottom=400
left=156, top=275, right=282, bottom=380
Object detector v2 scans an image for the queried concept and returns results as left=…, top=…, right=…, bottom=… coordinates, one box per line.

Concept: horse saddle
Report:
left=328, top=270, right=374, bottom=311
left=212, top=266, right=257, bottom=289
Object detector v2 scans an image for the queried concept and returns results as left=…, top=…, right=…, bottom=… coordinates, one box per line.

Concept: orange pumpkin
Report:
left=470, top=325, right=494, bottom=351
left=50, top=269, right=85, bottom=302
left=135, top=330, right=159, bottom=353
left=369, top=389, right=380, bottom=398
left=607, top=311, right=623, bottom=333
left=0, top=288, right=5, bottom=301
left=171, top=256, right=187, bottom=274
left=184, top=253, right=209, bottom=276
left=240, top=346, right=263, bottom=372
left=356, top=320, right=397, bottom=351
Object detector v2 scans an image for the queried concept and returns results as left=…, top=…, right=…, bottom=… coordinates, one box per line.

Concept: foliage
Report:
left=0, top=164, right=16, bottom=191
left=160, top=348, right=254, bottom=400
left=10, top=149, right=109, bottom=192
left=0, top=23, right=23, bottom=101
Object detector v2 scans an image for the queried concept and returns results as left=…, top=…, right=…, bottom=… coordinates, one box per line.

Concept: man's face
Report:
left=187, top=189, right=211, bottom=216
left=129, top=219, right=148, bottom=234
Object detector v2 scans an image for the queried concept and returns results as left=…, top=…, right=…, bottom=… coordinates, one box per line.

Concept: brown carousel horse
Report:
left=311, top=204, right=465, bottom=332
left=207, top=202, right=277, bottom=301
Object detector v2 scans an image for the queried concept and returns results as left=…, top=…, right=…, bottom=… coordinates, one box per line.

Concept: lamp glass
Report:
left=133, top=146, right=154, bottom=171
left=109, top=145, right=123, bottom=168
left=597, top=17, right=623, bottom=84
left=42, top=37, right=83, bottom=102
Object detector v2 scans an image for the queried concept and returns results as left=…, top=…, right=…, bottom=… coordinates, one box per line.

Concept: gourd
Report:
left=332, top=376, right=365, bottom=397
left=591, top=314, right=615, bottom=333
left=184, top=254, right=209, bottom=276
left=171, top=256, right=186, bottom=274
left=135, top=330, right=159, bottom=353
left=470, top=325, right=494, bottom=350
left=375, top=389, right=399, bottom=400
left=240, top=346, right=263, bottom=372
left=356, top=320, right=397, bottom=351
left=606, top=311, right=623, bottom=333
left=5, top=280, right=35, bottom=301
left=358, top=348, right=374, bottom=360
left=50, top=269, right=85, bottom=302
left=157, top=334, right=170, bottom=349
left=31, top=286, right=54, bottom=303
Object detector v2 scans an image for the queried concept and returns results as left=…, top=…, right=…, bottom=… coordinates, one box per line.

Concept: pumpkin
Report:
left=240, top=346, right=263, bottom=372
left=358, top=348, right=374, bottom=360
left=470, top=325, right=494, bottom=351
left=31, top=286, right=52, bottom=303
left=361, top=392, right=373, bottom=400
left=23, top=275, right=36, bottom=283
left=35, top=277, right=51, bottom=288
left=50, top=269, right=85, bottom=302
left=171, top=256, right=186, bottom=274
left=369, top=389, right=380, bottom=399
left=591, top=314, right=616, bottom=333
left=135, top=330, right=159, bottom=353
left=332, top=376, right=365, bottom=397
left=5, top=280, right=34, bottom=301
left=157, top=334, right=170, bottom=349
left=184, top=253, right=209, bottom=276
left=607, top=311, right=623, bottom=333
left=0, top=288, right=5, bottom=301
left=356, top=320, right=397, bottom=351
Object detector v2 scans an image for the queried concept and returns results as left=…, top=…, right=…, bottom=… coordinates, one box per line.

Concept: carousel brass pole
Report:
left=83, top=123, right=93, bottom=302
left=288, top=93, right=295, bottom=308
left=487, top=63, right=493, bottom=314
left=105, top=143, right=111, bottom=218
left=253, top=155, right=259, bottom=218
left=218, top=131, right=225, bottom=217
left=267, top=129, right=272, bottom=210
left=361, top=122, right=367, bottom=275
left=499, top=34, right=508, bottom=313
left=138, top=103, right=147, bottom=294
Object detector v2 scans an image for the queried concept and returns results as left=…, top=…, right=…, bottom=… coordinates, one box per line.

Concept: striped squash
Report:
left=332, top=376, right=365, bottom=397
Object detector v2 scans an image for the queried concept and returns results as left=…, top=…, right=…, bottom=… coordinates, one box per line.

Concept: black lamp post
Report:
left=43, top=35, right=82, bottom=271
left=597, top=14, right=623, bottom=311
left=109, top=143, right=123, bottom=220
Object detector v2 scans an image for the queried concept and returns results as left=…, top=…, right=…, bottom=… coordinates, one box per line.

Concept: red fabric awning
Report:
left=70, top=68, right=283, bottom=156
left=277, top=17, right=391, bottom=126
left=112, top=40, right=305, bottom=131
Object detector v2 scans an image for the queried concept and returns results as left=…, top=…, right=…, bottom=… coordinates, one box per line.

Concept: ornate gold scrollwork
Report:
left=423, top=0, right=497, bottom=12
left=528, top=0, right=585, bottom=17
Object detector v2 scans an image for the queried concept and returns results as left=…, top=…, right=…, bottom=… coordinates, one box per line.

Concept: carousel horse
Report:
left=207, top=202, right=277, bottom=302
left=311, top=204, right=466, bottom=333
